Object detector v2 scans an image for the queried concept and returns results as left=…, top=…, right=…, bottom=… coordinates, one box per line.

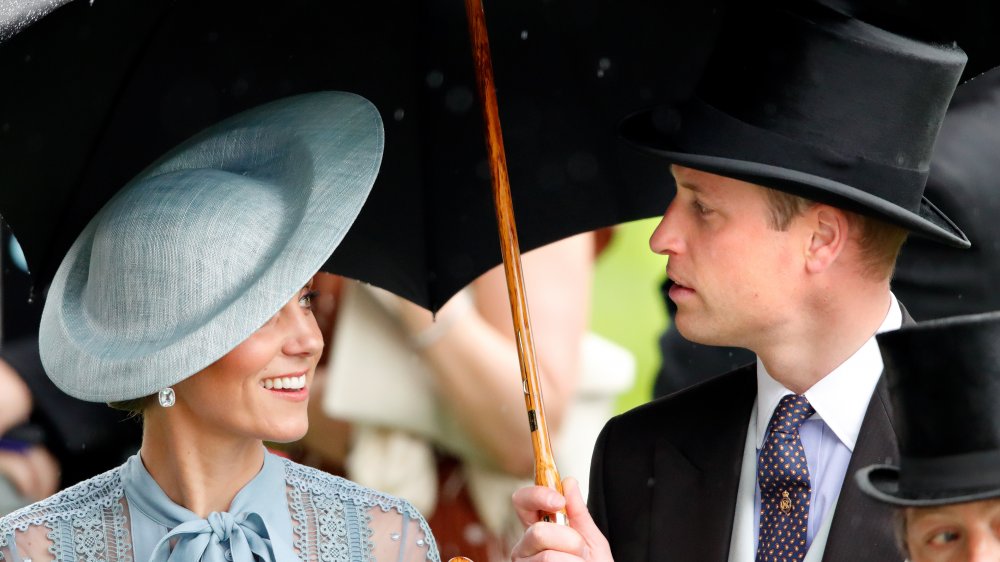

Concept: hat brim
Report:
left=620, top=108, right=970, bottom=249
left=856, top=464, right=1000, bottom=507
left=40, top=92, right=384, bottom=402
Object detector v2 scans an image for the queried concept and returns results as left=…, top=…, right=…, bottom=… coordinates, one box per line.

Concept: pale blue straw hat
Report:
left=39, top=91, right=384, bottom=402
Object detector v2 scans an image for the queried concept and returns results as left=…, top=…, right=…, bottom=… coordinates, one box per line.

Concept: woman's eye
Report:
left=299, top=289, right=320, bottom=309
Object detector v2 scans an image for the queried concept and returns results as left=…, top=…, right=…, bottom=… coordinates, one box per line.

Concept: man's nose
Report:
left=649, top=199, right=683, bottom=256
left=966, top=529, right=1000, bottom=562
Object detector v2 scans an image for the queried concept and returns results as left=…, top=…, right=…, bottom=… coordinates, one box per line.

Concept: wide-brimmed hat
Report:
left=39, top=91, right=384, bottom=402
left=620, top=1, right=970, bottom=248
left=856, top=311, right=1000, bottom=506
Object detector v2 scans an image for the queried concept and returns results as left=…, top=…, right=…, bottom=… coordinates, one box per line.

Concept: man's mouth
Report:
left=667, top=272, right=693, bottom=292
left=667, top=277, right=696, bottom=301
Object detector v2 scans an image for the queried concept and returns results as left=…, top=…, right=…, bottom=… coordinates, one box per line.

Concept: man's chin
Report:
left=675, top=316, right=730, bottom=347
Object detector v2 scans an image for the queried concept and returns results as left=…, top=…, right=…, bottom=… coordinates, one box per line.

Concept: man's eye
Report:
left=692, top=200, right=712, bottom=216
left=928, top=529, right=961, bottom=546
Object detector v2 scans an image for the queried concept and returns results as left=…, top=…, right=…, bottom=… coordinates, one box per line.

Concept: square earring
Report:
left=158, top=387, right=176, bottom=408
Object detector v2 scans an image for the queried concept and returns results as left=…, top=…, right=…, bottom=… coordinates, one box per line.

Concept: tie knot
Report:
left=766, top=394, right=815, bottom=435
left=207, top=511, right=236, bottom=542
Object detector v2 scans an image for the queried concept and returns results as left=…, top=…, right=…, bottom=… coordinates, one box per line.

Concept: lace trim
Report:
left=0, top=465, right=132, bottom=562
left=358, top=504, right=374, bottom=562
left=282, top=459, right=440, bottom=562
left=0, top=459, right=434, bottom=562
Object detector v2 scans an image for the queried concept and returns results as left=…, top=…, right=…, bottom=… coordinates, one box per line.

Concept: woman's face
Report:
left=171, top=284, right=324, bottom=443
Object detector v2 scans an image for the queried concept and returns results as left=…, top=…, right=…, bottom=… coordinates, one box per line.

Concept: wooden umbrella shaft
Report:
left=463, top=0, right=568, bottom=525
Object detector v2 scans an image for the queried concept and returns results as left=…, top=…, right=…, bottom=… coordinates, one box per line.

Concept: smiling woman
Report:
left=0, top=92, right=440, bottom=562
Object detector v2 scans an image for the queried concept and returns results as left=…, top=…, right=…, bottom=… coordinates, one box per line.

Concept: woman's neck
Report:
left=139, top=410, right=266, bottom=518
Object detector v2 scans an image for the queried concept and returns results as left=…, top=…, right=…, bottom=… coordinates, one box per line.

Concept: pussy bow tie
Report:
left=149, top=511, right=298, bottom=562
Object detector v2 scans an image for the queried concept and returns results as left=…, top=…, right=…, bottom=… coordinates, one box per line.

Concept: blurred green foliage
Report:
left=589, top=217, right=669, bottom=413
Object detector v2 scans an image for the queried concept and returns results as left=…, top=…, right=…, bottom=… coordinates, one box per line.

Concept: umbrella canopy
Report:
left=0, top=0, right=722, bottom=311
left=818, top=0, right=1000, bottom=80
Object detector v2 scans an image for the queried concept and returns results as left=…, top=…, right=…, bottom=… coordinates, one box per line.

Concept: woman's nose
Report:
left=283, top=304, right=324, bottom=357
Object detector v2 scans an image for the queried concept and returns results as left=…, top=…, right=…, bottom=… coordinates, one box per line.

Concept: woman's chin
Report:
left=258, top=419, right=309, bottom=444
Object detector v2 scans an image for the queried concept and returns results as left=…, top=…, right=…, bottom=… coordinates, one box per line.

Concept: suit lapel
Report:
left=644, top=302, right=912, bottom=561
left=650, top=368, right=756, bottom=562
left=821, top=373, right=902, bottom=560
left=817, top=303, right=912, bottom=561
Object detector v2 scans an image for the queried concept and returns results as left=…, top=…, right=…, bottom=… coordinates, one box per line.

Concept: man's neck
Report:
left=754, top=289, right=893, bottom=395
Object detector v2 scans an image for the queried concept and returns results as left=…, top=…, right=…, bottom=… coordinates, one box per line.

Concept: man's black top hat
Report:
left=621, top=1, right=970, bottom=247
left=856, top=311, right=1000, bottom=506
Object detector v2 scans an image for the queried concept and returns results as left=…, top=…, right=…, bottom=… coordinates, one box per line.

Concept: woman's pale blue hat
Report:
left=39, top=91, right=384, bottom=402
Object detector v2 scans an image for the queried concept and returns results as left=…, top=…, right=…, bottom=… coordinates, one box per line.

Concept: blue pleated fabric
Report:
left=122, top=451, right=300, bottom=562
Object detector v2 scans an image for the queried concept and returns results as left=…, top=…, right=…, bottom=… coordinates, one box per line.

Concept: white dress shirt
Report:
left=728, top=294, right=902, bottom=562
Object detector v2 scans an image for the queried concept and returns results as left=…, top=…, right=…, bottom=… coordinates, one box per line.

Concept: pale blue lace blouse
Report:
left=0, top=452, right=439, bottom=562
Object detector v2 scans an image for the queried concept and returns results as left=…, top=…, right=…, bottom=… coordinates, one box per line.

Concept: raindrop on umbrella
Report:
left=596, top=56, right=611, bottom=78
left=445, top=86, right=474, bottom=114
left=426, top=70, right=444, bottom=89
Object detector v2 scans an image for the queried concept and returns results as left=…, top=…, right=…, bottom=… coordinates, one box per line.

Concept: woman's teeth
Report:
left=261, top=375, right=306, bottom=390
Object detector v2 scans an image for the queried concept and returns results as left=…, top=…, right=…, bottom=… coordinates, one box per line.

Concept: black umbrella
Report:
left=0, top=0, right=721, bottom=311
left=818, top=0, right=1000, bottom=80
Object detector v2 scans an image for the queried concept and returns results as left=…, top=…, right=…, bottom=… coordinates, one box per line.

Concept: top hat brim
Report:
left=856, top=464, right=1000, bottom=507
left=620, top=108, right=970, bottom=249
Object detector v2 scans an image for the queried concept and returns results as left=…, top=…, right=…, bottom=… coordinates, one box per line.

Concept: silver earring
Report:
left=158, top=387, right=176, bottom=408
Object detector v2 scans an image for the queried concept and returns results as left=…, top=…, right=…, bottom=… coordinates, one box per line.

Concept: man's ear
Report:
left=804, top=205, right=848, bottom=274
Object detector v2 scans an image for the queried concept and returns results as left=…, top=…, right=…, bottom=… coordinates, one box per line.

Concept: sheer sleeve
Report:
left=367, top=505, right=436, bottom=562
left=0, top=467, right=132, bottom=562
left=283, top=459, right=440, bottom=562
left=0, top=523, right=56, bottom=562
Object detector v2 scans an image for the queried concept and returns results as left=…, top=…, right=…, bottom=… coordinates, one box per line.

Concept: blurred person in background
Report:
left=0, top=233, right=142, bottom=516
left=0, top=356, right=58, bottom=514
left=298, top=230, right=635, bottom=562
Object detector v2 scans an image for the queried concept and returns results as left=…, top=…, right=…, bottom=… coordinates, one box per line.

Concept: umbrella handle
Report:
left=463, top=0, right=568, bottom=526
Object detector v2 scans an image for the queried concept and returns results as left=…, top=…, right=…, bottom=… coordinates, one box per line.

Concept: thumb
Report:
left=563, top=478, right=606, bottom=545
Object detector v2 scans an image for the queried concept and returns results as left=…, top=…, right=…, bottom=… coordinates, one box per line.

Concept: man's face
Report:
left=649, top=165, right=805, bottom=349
left=905, top=499, right=1000, bottom=562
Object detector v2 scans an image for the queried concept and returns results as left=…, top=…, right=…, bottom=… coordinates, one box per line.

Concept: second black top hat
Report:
left=857, top=311, right=1000, bottom=506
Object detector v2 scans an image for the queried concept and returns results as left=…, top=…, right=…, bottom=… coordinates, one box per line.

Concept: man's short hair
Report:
left=762, top=187, right=908, bottom=281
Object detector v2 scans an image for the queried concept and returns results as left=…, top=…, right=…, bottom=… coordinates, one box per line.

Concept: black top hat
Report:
left=621, top=1, right=970, bottom=248
left=855, top=311, right=1000, bottom=506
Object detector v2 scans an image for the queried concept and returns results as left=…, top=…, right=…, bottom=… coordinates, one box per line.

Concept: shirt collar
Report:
left=122, top=448, right=292, bottom=534
left=755, top=293, right=902, bottom=451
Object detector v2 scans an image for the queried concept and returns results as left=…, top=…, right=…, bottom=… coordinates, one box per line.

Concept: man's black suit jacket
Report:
left=588, top=343, right=909, bottom=561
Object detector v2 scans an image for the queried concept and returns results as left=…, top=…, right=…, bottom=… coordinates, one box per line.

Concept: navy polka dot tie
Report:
left=755, top=394, right=816, bottom=562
